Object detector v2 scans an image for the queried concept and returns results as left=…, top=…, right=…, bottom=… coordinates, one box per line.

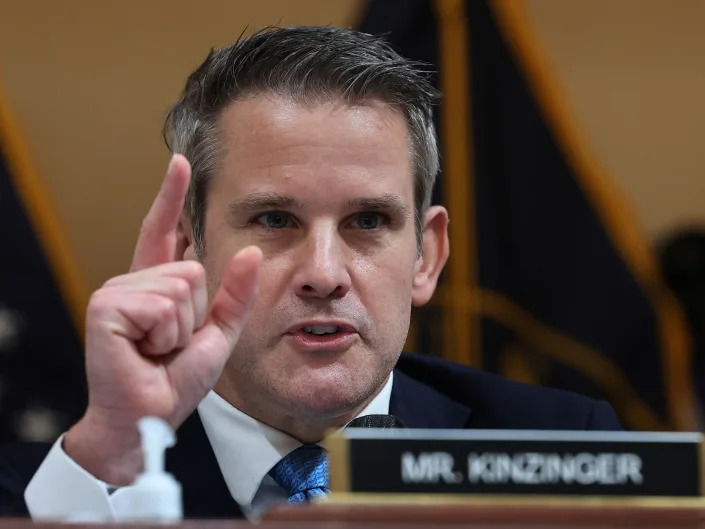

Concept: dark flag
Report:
left=0, top=86, right=87, bottom=442
left=359, top=0, right=696, bottom=430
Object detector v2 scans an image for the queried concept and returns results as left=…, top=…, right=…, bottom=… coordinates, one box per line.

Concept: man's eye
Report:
left=255, top=212, right=292, bottom=229
left=354, top=212, right=382, bottom=230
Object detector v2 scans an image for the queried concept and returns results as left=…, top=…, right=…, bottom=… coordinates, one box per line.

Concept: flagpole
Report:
left=0, top=82, right=88, bottom=336
left=435, top=0, right=481, bottom=368
left=492, top=0, right=696, bottom=430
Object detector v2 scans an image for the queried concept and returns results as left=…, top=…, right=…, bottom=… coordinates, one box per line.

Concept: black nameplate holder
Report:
left=326, top=430, right=704, bottom=497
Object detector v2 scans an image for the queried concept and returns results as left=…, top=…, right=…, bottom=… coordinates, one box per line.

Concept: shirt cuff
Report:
left=24, top=433, right=116, bottom=522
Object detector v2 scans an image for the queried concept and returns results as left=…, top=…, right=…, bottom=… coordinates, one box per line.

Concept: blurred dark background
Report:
left=0, top=0, right=703, bottom=440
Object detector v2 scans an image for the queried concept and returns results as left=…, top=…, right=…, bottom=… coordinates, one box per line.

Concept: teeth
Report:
left=303, top=325, right=338, bottom=335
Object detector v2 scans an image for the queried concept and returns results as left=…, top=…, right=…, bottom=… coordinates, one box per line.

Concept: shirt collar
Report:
left=197, top=372, right=394, bottom=508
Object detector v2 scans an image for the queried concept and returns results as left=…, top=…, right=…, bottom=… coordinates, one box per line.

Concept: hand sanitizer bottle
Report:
left=122, top=416, right=183, bottom=523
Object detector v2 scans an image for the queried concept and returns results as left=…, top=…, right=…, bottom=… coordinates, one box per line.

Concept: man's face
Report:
left=190, top=94, right=429, bottom=424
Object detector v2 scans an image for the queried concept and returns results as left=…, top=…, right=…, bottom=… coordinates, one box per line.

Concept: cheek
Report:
left=253, top=251, right=293, bottom=300
left=228, top=256, right=292, bottom=341
left=362, top=246, right=415, bottom=293
left=201, top=220, right=260, bottom=299
left=356, top=252, right=415, bottom=331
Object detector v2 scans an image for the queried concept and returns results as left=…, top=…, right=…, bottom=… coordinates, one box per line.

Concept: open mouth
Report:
left=301, top=325, right=340, bottom=336
left=287, top=322, right=358, bottom=351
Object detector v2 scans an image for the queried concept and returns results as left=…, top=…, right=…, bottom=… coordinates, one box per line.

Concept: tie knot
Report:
left=268, top=444, right=329, bottom=503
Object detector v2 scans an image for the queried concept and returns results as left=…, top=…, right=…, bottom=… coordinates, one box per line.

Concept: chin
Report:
left=285, top=349, right=398, bottom=417
left=277, top=373, right=377, bottom=420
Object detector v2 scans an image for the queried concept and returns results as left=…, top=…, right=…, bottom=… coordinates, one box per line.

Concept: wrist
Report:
left=64, top=411, right=144, bottom=486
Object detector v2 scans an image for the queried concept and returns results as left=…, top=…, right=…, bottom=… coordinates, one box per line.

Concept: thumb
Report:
left=207, top=246, right=262, bottom=347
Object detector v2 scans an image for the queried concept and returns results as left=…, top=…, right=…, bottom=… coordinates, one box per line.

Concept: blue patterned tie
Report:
left=268, top=444, right=329, bottom=503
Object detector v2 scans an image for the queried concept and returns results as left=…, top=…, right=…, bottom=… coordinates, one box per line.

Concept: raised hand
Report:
left=64, top=155, right=261, bottom=484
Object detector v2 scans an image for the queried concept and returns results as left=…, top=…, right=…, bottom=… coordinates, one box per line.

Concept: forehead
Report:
left=211, top=93, right=414, bottom=201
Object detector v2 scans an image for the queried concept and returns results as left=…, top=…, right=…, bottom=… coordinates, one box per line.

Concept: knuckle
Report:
left=154, top=296, right=177, bottom=319
left=171, top=278, right=191, bottom=301
left=180, top=260, right=206, bottom=285
left=87, top=290, right=112, bottom=317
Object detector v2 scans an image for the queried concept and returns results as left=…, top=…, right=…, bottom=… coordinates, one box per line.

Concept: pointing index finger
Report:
left=131, top=154, right=191, bottom=272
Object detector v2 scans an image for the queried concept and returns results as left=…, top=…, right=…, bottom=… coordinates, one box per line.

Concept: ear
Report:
left=412, top=205, right=449, bottom=306
left=177, top=213, right=197, bottom=261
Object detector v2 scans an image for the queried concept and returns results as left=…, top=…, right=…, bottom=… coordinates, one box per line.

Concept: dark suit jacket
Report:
left=0, top=353, right=620, bottom=517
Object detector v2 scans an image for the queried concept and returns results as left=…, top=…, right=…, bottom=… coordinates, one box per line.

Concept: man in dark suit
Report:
left=0, top=26, right=619, bottom=520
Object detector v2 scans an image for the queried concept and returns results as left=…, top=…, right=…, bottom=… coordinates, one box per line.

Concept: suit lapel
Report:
left=166, top=411, right=243, bottom=519
left=390, top=368, right=472, bottom=428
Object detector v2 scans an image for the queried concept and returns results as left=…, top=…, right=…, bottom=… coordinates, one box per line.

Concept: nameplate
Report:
left=326, top=430, right=704, bottom=497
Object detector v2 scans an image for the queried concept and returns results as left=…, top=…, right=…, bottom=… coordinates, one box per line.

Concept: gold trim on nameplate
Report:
left=324, top=431, right=350, bottom=492
left=316, top=493, right=705, bottom=509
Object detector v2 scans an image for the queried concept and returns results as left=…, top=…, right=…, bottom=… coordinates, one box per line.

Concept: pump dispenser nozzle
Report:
left=121, top=416, right=183, bottom=522
left=139, top=417, right=175, bottom=476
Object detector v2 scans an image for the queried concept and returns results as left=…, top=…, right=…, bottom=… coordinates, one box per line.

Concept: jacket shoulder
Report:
left=0, top=442, right=52, bottom=516
left=396, top=353, right=621, bottom=430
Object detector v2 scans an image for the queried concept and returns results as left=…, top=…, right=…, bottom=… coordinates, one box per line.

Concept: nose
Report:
left=292, top=224, right=351, bottom=300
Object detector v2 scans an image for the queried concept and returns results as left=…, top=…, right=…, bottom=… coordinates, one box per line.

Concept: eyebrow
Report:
left=347, top=194, right=411, bottom=217
left=228, top=192, right=306, bottom=215
left=227, top=191, right=410, bottom=217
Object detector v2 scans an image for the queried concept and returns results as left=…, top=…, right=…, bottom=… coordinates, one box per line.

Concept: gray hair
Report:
left=164, top=26, right=440, bottom=256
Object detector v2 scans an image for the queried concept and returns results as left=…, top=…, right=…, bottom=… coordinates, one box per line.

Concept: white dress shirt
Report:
left=24, top=373, right=393, bottom=522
